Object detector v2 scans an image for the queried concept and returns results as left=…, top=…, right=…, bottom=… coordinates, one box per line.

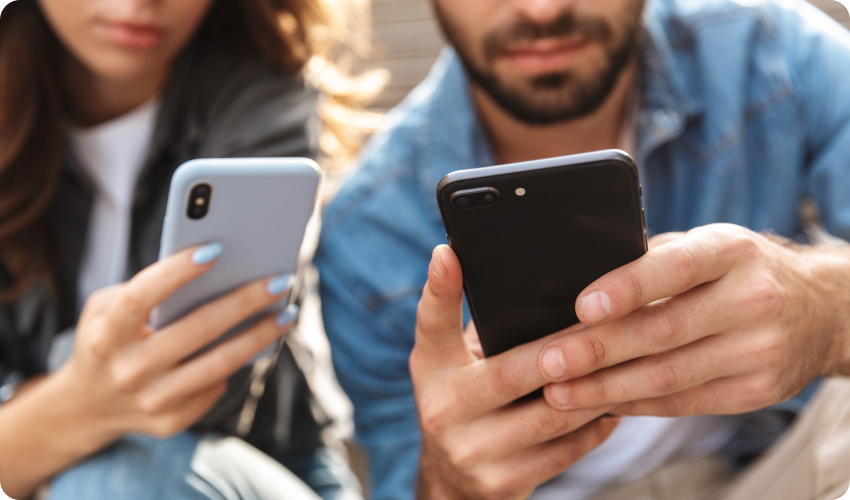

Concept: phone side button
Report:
left=641, top=209, right=646, bottom=228
left=446, top=235, right=454, bottom=247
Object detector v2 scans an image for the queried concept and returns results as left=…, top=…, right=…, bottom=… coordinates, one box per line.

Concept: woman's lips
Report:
left=100, top=20, right=166, bottom=50
left=500, top=38, right=591, bottom=75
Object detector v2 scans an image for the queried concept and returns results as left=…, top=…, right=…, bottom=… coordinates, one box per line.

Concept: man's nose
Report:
left=508, top=0, right=576, bottom=25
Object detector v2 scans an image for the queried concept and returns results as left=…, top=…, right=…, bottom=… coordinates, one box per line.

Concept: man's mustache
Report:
left=483, top=12, right=613, bottom=60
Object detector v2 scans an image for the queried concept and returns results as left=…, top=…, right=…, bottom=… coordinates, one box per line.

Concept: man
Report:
left=315, top=0, right=850, bottom=498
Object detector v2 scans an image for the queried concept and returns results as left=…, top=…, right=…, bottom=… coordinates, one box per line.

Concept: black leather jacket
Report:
left=0, top=42, right=327, bottom=456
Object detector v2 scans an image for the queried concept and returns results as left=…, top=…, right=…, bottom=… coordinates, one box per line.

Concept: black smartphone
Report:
left=436, top=150, right=647, bottom=357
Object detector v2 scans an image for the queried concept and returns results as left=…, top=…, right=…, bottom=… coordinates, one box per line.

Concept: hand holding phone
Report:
left=437, top=150, right=647, bottom=357
left=152, top=158, right=321, bottom=335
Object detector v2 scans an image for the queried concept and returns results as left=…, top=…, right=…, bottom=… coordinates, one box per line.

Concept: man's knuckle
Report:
left=743, top=375, right=778, bottom=408
left=531, top=408, right=563, bottom=438
left=475, top=475, right=514, bottom=500
left=418, top=397, right=454, bottom=437
left=446, top=440, right=479, bottom=471
left=658, top=395, right=684, bottom=416
left=591, top=376, right=613, bottom=405
left=746, top=274, right=783, bottom=317
left=580, top=335, right=608, bottom=369
left=650, top=357, right=686, bottom=393
left=643, top=307, right=683, bottom=346
left=672, top=244, right=702, bottom=285
left=624, top=271, right=645, bottom=306
left=725, top=228, right=760, bottom=258
left=757, top=330, right=788, bottom=358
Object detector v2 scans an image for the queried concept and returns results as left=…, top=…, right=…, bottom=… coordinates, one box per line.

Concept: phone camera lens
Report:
left=454, top=196, right=470, bottom=208
left=187, top=183, right=212, bottom=220
left=483, top=194, right=495, bottom=203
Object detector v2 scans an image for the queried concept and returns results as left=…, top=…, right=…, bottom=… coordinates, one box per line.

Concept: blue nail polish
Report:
left=267, top=274, right=295, bottom=296
left=276, top=305, right=300, bottom=327
left=192, top=243, right=223, bottom=265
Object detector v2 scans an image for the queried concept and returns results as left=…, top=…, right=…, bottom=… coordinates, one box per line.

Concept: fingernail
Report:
left=276, top=304, right=300, bottom=327
left=267, top=274, right=294, bottom=296
left=192, top=243, right=223, bottom=265
left=579, top=290, right=612, bottom=324
left=541, top=347, right=565, bottom=379
left=549, top=383, right=570, bottom=407
left=431, top=247, right=447, bottom=279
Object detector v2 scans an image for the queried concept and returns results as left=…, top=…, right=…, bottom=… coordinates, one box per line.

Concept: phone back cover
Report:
left=438, top=153, right=645, bottom=357
left=151, top=158, right=320, bottom=329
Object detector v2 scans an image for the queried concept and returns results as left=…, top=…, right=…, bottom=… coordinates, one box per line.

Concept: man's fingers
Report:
left=540, top=281, right=752, bottom=382
left=647, top=232, right=686, bottom=250
left=481, top=417, right=620, bottom=497
left=574, top=225, right=752, bottom=326
left=543, top=332, right=756, bottom=410
left=464, top=321, right=484, bottom=360
left=412, top=245, right=471, bottom=368
left=104, top=243, right=222, bottom=336
left=465, top=399, right=612, bottom=461
left=611, top=373, right=778, bottom=417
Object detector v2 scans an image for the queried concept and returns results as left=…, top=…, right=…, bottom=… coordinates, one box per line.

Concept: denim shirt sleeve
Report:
left=780, top=2, right=850, bottom=239
left=318, top=264, right=421, bottom=500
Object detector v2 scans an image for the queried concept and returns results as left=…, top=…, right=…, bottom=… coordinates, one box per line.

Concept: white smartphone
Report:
left=151, top=158, right=321, bottom=342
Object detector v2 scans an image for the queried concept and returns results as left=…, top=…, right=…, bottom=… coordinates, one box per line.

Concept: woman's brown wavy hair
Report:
left=0, top=0, right=385, bottom=302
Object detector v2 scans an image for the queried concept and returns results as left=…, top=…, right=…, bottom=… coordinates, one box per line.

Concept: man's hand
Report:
left=411, top=245, right=620, bottom=500
left=536, top=223, right=850, bottom=417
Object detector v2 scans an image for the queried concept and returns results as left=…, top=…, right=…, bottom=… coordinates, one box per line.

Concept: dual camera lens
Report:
left=451, top=188, right=500, bottom=210
left=187, top=183, right=212, bottom=219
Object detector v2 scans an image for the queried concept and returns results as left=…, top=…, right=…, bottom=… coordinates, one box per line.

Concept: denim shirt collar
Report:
left=416, top=0, right=703, bottom=222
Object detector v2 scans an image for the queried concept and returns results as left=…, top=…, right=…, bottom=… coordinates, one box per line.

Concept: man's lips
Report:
left=500, top=38, right=591, bottom=74
left=100, top=20, right=166, bottom=50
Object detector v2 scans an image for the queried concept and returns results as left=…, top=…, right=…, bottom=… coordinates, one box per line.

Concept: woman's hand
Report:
left=66, top=242, right=297, bottom=440
left=0, top=243, right=297, bottom=498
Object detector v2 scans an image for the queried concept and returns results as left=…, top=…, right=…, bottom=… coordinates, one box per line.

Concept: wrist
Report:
left=800, top=245, right=850, bottom=376
left=45, top=364, right=124, bottom=456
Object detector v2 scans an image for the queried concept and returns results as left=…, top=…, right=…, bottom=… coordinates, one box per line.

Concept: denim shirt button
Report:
left=654, top=108, right=679, bottom=129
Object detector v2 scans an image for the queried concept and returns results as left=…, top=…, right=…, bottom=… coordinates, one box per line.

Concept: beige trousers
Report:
left=590, top=378, right=850, bottom=500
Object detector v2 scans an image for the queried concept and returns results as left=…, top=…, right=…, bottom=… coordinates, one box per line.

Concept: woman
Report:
left=0, top=0, right=377, bottom=498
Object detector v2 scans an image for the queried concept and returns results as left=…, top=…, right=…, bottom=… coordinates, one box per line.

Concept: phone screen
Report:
left=438, top=153, right=646, bottom=357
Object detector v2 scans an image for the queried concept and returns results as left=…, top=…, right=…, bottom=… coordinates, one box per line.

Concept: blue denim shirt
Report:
left=316, top=1, right=850, bottom=499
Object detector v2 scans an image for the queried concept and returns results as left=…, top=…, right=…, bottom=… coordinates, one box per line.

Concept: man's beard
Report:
left=433, top=4, right=643, bottom=126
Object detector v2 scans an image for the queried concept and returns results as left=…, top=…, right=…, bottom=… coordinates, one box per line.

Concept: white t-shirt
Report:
left=69, top=99, right=160, bottom=312
left=530, top=100, right=743, bottom=500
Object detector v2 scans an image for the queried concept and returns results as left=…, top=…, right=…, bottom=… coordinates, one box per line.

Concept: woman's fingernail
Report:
left=192, top=243, right=223, bottom=265
left=267, top=274, right=294, bottom=296
left=579, top=290, right=612, bottom=324
left=549, top=383, right=570, bottom=407
left=431, top=247, right=447, bottom=279
left=541, top=347, right=566, bottom=379
left=276, top=304, right=300, bottom=327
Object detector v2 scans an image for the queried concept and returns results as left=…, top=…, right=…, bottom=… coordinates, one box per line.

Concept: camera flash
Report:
left=195, top=197, right=205, bottom=206
left=515, top=187, right=526, bottom=196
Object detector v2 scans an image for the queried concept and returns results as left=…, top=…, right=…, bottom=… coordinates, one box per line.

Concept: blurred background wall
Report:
left=366, top=0, right=850, bottom=111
